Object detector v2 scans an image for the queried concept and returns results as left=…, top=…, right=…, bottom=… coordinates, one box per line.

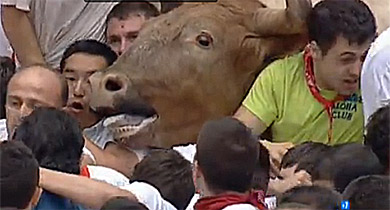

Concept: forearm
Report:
left=2, top=6, right=45, bottom=67
left=39, top=168, right=136, bottom=209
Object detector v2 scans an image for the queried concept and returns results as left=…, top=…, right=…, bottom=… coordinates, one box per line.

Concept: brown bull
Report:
left=89, top=0, right=312, bottom=148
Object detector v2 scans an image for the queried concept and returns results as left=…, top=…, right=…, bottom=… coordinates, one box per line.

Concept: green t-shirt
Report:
left=243, top=53, right=364, bottom=145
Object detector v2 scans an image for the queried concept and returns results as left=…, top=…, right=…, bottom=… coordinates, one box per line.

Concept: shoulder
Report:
left=87, top=165, right=129, bottom=187
left=222, top=204, right=258, bottom=210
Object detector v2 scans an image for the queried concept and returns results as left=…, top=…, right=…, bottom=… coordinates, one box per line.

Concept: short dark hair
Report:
left=365, top=103, right=390, bottom=169
left=0, top=56, right=16, bottom=119
left=278, top=185, right=342, bottom=210
left=60, top=39, right=118, bottom=73
left=131, top=149, right=194, bottom=210
left=312, top=143, right=385, bottom=192
left=13, top=107, right=85, bottom=174
left=252, top=142, right=270, bottom=192
left=307, top=0, right=377, bottom=54
left=106, top=1, right=159, bottom=26
left=0, top=141, right=39, bottom=209
left=195, top=117, right=259, bottom=193
left=343, top=175, right=390, bottom=210
left=281, top=142, right=331, bottom=175
left=101, top=196, right=148, bottom=210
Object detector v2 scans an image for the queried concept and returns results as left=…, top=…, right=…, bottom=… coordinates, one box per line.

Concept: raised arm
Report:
left=39, top=168, right=136, bottom=209
left=2, top=5, right=45, bottom=67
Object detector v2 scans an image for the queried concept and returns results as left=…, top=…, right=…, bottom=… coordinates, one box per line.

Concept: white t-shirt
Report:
left=120, top=181, right=177, bottom=210
left=1, top=0, right=117, bottom=69
left=223, top=204, right=258, bottom=210
left=86, top=165, right=129, bottom=188
left=0, top=118, right=7, bottom=141
left=361, top=27, right=390, bottom=125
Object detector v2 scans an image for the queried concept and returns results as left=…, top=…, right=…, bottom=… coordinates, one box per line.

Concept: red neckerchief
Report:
left=194, top=190, right=267, bottom=210
left=80, top=166, right=90, bottom=178
left=304, top=47, right=347, bottom=143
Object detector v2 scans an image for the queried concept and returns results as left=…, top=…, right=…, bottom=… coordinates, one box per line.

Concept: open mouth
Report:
left=343, top=79, right=358, bottom=85
left=69, top=101, right=84, bottom=111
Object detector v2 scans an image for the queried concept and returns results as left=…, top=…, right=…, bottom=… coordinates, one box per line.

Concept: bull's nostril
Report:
left=105, top=79, right=123, bottom=92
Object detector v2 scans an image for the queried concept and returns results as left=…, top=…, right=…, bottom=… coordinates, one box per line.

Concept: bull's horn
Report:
left=248, top=0, right=312, bottom=36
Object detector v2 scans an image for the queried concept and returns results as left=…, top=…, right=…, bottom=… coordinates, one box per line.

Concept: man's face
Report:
left=63, top=53, right=108, bottom=129
left=313, top=36, right=372, bottom=95
left=106, top=15, right=147, bottom=56
left=6, top=68, right=63, bottom=136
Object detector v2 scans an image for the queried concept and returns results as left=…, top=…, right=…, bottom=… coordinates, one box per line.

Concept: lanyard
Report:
left=304, top=47, right=347, bottom=143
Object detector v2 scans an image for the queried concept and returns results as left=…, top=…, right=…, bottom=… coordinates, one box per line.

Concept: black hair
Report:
left=0, top=141, right=39, bottom=209
left=278, top=185, right=342, bottom=210
left=131, top=149, right=194, bottom=210
left=195, top=117, right=259, bottom=194
left=0, top=56, right=16, bottom=119
left=13, top=107, right=84, bottom=174
left=307, top=0, right=377, bottom=54
left=60, top=39, right=118, bottom=73
left=281, top=142, right=331, bottom=175
left=365, top=103, right=390, bottom=169
left=101, top=196, right=148, bottom=210
left=252, top=142, right=271, bottom=192
left=312, top=143, right=385, bottom=192
left=342, top=175, right=390, bottom=210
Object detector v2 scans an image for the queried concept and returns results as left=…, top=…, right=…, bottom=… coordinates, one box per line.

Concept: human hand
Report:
left=259, top=140, right=294, bottom=177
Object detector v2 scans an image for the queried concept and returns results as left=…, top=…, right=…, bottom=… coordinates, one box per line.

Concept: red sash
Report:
left=304, top=47, right=348, bottom=143
left=80, top=166, right=90, bottom=178
left=194, top=190, right=267, bottom=210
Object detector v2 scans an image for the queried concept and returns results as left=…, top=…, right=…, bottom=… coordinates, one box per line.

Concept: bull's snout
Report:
left=89, top=71, right=130, bottom=111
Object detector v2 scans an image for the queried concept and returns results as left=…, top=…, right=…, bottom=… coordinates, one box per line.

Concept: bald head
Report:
left=5, top=65, right=68, bottom=137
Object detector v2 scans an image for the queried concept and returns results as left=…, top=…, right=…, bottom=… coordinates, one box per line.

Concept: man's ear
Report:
left=30, top=187, right=43, bottom=207
left=308, top=41, right=322, bottom=60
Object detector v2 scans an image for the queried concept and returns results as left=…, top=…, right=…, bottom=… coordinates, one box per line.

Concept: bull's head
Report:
left=89, top=0, right=311, bottom=148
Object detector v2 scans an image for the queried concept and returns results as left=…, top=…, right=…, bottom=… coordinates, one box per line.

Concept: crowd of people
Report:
left=0, top=0, right=389, bottom=210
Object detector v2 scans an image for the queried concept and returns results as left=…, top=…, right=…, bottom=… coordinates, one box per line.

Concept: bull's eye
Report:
left=196, top=32, right=213, bottom=49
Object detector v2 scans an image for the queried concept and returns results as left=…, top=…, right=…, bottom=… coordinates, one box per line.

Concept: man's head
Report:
left=280, top=142, right=330, bottom=177
left=130, top=149, right=194, bottom=209
left=106, top=1, right=160, bottom=56
left=13, top=107, right=84, bottom=175
left=312, top=143, right=385, bottom=192
left=0, top=141, right=41, bottom=209
left=252, top=142, right=271, bottom=193
left=307, top=0, right=377, bottom=95
left=5, top=65, right=67, bottom=136
left=194, top=117, right=259, bottom=195
left=365, top=104, right=390, bottom=171
left=342, top=175, right=389, bottom=210
left=101, top=197, right=148, bottom=210
left=60, top=39, right=117, bottom=129
left=278, top=185, right=342, bottom=210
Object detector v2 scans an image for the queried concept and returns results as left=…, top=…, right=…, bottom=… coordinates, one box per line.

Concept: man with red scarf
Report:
left=192, top=117, right=267, bottom=210
left=234, top=0, right=377, bottom=174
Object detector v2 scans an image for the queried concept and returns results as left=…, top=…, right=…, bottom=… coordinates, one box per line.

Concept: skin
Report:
left=2, top=6, right=45, bottom=67
left=62, top=53, right=107, bottom=129
left=107, top=15, right=147, bottom=56
left=311, top=36, right=372, bottom=96
left=5, top=66, right=63, bottom=137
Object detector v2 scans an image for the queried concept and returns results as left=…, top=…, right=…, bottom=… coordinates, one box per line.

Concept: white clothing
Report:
left=86, top=165, right=129, bottom=188
left=121, top=181, right=177, bottom=210
left=1, top=0, right=117, bottom=69
left=223, top=204, right=258, bottom=210
left=173, top=144, right=197, bottom=162
left=0, top=118, right=7, bottom=141
left=361, top=27, right=390, bottom=125
left=0, top=0, right=12, bottom=57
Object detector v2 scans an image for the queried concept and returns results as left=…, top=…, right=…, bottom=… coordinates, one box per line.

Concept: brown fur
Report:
left=89, top=0, right=311, bottom=148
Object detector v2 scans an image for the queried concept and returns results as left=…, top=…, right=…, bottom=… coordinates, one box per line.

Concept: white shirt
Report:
left=86, top=165, right=129, bottom=188
left=0, top=118, right=7, bottom=141
left=361, top=27, right=390, bottom=125
left=120, top=181, right=177, bottom=210
left=223, top=204, right=258, bottom=210
left=1, top=0, right=117, bottom=69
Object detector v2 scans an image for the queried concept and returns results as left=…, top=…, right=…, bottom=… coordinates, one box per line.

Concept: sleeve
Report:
left=1, top=0, right=31, bottom=11
left=242, top=60, right=282, bottom=127
left=120, top=182, right=178, bottom=210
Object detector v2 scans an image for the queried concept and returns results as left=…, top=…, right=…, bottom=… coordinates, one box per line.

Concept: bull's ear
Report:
left=245, top=0, right=312, bottom=36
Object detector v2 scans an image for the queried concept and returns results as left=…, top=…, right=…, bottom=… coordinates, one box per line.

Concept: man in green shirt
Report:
left=234, top=0, right=377, bottom=166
